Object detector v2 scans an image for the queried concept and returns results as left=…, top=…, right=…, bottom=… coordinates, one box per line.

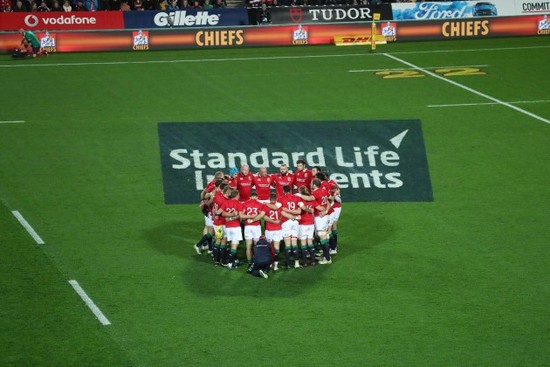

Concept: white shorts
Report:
left=244, top=225, right=261, bottom=240
left=328, top=207, right=341, bottom=226
left=299, top=224, right=315, bottom=240
left=314, top=216, right=329, bottom=234
left=204, top=213, right=213, bottom=227
left=225, top=226, right=243, bottom=243
left=281, top=220, right=299, bottom=238
left=265, top=229, right=282, bottom=243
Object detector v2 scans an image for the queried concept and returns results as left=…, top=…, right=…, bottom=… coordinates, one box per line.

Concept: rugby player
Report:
left=239, top=191, right=265, bottom=270
left=297, top=186, right=317, bottom=267
left=271, top=163, right=294, bottom=198
left=310, top=178, right=332, bottom=264
left=262, top=193, right=283, bottom=271
left=279, top=185, right=303, bottom=269
left=252, top=167, right=272, bottom=203
left=218, top=189, right=243, bottom=269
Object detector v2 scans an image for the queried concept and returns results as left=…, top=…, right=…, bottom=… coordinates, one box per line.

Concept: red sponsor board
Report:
left=0, top=12, right=124, bottom=31
left=0, top=15, right=547, bottom=53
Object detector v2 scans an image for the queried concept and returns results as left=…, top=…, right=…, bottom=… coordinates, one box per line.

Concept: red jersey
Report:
left=205, top=179, right=217, bottom=194
left=212, top=192, right=228, bottom=226
left=271, top=173, right=294, bottom=198
left=298, top=198, right=315, bottom=226
left=320, top=180, right=339, bottom=213
left=228, top=178, right=238, bottom=190
left=220, top=198, right=242, bottom=228
left=240, top=198, right=264, bottom=226
left=328, top=179, right=341, bottom=210
left=262, top=203, right=282, bottom=231
left=279, top=193, right=301, bottom=223
left=312, top=187, right=330, bottom=216
left=252, top=174, right=272, bottom=201
left=294, top=168, right=313, bottom=191
left=236, top=173, right=254, bottom=201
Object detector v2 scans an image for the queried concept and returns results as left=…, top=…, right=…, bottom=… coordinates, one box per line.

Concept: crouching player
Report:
left=18, top=28, right=46, bottom=58
left=249, top=236, right=274, bottom=279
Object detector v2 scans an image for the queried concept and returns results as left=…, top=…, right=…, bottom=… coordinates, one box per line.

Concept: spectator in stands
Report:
left=191, top=0, right=201, bottom=8
left=73, top=0, right=86, bottom=10
left=37, top=0, right=49, bottom=10
left=132, top=0, right=143, bottom=10
left=62, top=0, right=71, bottom=10
left=257, top=3, right=271, bottom=24
left=85, top=0, right=98, bottom=10
left=1, top=0, right=13, bottom=12
left=212, top=0, right=225, bottom=8
left=119, top=0, right=130, bottom=9
left=203, top=0, right=212, bottom=9
left=28, top=0, right=37, bottom=11
left=51, top=0, right=63, bottom=10
left=167, top=0, right=177, bottom=10
left=141, top=0, right=156, bottom=9
left=13, top=0, right=26, bottom=10
left=158, top=0, right=166, bottom=9
left=180, top=0, right=191, bottom=8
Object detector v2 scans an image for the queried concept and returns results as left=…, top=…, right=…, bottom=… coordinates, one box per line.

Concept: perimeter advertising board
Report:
left=0, top=15, right=547, bottom=53
left=253, top=4, right=393, bottom=25
left=392, top=1, right=550, bottom=20
left=158, top=120, right=433, bottom=204
left=123, top=8, right=249, bottom=29
left=0, top=11, right=124, bottom=31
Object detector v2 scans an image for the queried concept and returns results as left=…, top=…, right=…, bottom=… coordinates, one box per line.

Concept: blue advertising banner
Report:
left=392, top=1, right=498, bottom=20
left=158, top=120, right=433, bottom=204
left=123, top=9, right=249, bottom=29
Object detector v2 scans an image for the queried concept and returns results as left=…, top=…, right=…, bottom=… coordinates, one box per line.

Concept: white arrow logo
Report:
left=390, top=129, right=408, bottom=149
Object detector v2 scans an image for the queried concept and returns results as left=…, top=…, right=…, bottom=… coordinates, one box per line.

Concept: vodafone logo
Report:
left=23, top=14, right=97, bottom=28
left=24, top=15, right=39, bottom=28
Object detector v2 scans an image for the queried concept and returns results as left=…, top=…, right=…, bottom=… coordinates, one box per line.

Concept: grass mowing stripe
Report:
left=0, top=44, right=547, bottom=69
left=428, top=100, right=550, bottom=108
left=68, top=280, right=111, bottom=326
left=11, top=210, right=44, bottom=245
left=384, top=53, right=550, bottom=125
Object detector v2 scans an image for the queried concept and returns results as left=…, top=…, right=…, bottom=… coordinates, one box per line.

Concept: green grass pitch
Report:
left=0, top=36, right=549, bottom=366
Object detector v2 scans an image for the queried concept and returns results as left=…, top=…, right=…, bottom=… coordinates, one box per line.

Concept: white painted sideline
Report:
left=11, top=210, right=45, bottom=245
left=68, top=280, right=111, bottom=326
left=428, top=100, right=550, bottom=108
left=0, top=120, right=25, bottom=124
left=384, top=53, right=550, bottom=125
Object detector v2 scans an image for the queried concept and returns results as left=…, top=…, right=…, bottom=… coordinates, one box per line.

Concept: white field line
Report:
left=0, top=44, right=547, bottom=69
left=11, top=210, right=44, bottom=245
left=428, top=100, right=550, bottom=108
left=349, top=64, right=488, bottom=73
left=68, top=280, right=111, bottom=326
left=384, top=53, right=550, bottom=125
left=0, top=120, right=25, bottom=124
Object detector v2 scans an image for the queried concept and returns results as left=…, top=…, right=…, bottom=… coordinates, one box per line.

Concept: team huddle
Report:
left=193, top=160, right=342, bottom=278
